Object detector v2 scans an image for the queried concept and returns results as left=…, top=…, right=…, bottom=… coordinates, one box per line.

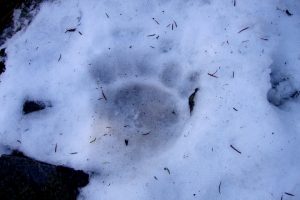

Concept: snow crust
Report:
left=0, top=0, right=300, bottom=199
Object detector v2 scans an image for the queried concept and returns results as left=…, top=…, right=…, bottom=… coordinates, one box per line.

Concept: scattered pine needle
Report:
left=238, top=26, right=249, bottom=33
left=260, top=38, right=269, bottom=41
left=208, top=73, right=218, bottom=78
left=90, top=138, right=97, bottom=143
left=208, top=69, right=219, bottom=78
left=173, top=20, right=177, bottom=27
left=230, top=145, right=241, bottom=154
left=142, top=132, right=151, bottom=136
left=101, top=88, right=107, bottom=101
left=285, top=10, right=293, bottom=16
left=285, top=192, right=295, bottom=196
left=65, top=28, right=76, bottom=33
left=152, top=18, right=160, bottom=25
left=164, top=167, right=170, bottom=174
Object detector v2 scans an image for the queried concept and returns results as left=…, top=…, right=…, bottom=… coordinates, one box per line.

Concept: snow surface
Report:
left=1, top=0, right=300, bottom=199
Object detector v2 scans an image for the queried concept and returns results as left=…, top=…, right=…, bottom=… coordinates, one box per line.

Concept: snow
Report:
left=0, top=0, right=300, bottom=199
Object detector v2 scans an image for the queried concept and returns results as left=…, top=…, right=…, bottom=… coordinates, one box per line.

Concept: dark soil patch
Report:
left=23, top=100, right=50, bottom=114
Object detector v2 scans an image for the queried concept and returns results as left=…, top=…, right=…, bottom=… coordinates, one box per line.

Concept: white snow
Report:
left=1, top=0, right=300, bottom=199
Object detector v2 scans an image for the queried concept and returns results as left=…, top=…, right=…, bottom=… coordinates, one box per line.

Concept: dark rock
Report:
left=0, top=150, right=89, bottom=200
left=23, top=100, right=47, bottom=114
left=0, top=48, right=6, bottom=75
left=0, top=0, right=44, bottom=46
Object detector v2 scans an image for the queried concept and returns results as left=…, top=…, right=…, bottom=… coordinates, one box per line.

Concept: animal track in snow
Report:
left=88, top=48, right=199, bottom=170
